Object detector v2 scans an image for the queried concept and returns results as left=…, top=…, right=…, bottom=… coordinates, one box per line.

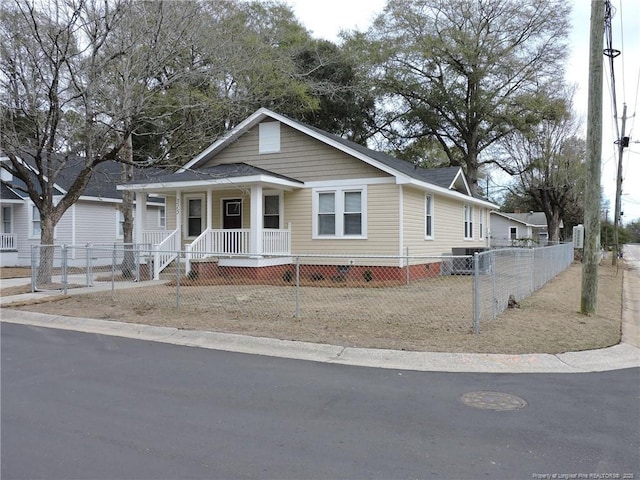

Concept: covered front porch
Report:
left=122, top=163, right=303, bottom=279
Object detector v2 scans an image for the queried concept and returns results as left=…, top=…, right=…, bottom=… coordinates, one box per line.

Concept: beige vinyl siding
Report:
left=402, top=187, right=489, bottom=259
left=203, top=123, right=389, bottom=182
left=285, top=183, right=400, bottom=258
left=165, top=196, right=177, bottom=231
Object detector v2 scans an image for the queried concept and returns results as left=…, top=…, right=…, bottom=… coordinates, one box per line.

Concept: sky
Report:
left=282, top=0, right=640, bottom=225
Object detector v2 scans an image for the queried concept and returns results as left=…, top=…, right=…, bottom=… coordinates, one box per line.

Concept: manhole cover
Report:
left=459, top=391, right=527, bottom=411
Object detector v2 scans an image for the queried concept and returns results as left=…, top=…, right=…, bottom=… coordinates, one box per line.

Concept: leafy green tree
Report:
left=346, top=0, right=571, bottom=191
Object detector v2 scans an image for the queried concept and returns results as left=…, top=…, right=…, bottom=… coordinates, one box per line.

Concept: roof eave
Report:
left=408, top=178, right=498, bottom=208
left=118, top=174, right=303, bottom=192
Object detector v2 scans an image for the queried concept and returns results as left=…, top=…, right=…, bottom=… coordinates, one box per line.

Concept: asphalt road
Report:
left=2, top=323, right=639, bottom=480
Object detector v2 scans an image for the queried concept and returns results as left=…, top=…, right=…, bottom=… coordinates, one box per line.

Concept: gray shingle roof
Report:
left=4, top=153, right=165, bottom=202
left=136, top=162, right=303, bottom=186
left=494, top=211, right=548, bottom=226
left=0, top=183, right=23, bottom=200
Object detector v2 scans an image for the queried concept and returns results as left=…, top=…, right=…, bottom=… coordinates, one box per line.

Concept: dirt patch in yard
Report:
left=4, top=261, right=625, bottom=354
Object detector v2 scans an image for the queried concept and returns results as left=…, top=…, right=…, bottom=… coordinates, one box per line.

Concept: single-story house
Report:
left=0, top=155, right=165, bottom=267
left=489, top=211, right=560, bottom=247
left=118, top=108, right=498, bottom=280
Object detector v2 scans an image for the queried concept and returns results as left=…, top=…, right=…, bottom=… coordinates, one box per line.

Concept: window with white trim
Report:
left=464, top=204, right=473, bottom=239
left=263, top=195, right=280, bottom=229
left=425, top=194, right=434, bottom=239
left=510, top=226, right=518, bottom=240
left=31, top=205, right=41, bottom=237
left=313, top=187, right=366, bottom=238
left=2, top=206, right=12, bottom=234
left=186, top=197, right=203, bottom=237
left=158, top=206, right=166, bottom=228
left=478, top=208, right=484, bottom=239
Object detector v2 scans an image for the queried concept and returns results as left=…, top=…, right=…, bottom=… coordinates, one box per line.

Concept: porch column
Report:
left=250, top=184, right=263, bottom=257
left=206, top=189, right=213, bottom=230
left=135, top=191, right=147, bottom=245
left=175, top=190, right=182, bottom=242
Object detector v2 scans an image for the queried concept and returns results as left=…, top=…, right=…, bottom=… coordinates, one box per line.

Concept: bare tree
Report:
left=501, top=96, right=585, bottom=243
left=0, top=0, right=203, bottom=282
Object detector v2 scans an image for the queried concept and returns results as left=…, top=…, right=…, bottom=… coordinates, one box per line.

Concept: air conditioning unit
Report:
left=573, top=225, right=584, bottom=249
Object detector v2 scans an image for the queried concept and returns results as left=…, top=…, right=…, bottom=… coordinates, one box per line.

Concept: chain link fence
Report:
left=30, top=242, right=574, bottom=334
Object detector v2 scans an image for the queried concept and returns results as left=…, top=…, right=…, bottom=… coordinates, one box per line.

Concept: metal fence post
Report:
left=176, top=253, right=181, bottom=307
left=135, top=246, right=140, bottom=282
left=111, top=244, right=117, bottom=301
left=295, top=256, right=300, bottom=318
left=31, top=244, right=37, bottom=292
left=61, top=244, right=68, bottom=295
left=405, top=247, right=410, bottom=285
left=473, top=252, right=480, bottom=334
left=491, top=250, right=497, bottom=320
left=86, top=244, right=92, bottom=287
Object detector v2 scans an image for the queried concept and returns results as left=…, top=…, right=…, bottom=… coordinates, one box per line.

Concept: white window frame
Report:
left=259, top=121, right=281, bottom=154
left=464, top=204, right=474, bottom=240
left=312, top=186, right=367, bottom=239
left=116, top=210, right=124, bottom=239
left=478, top=208, right=484, bottom=240
left=424, top=194, right=434, bottom=240
left=2, top=205, right=12, bottom=234
left=158, top=206, right=166, bottom=229
left=30, top=204, right=41, bottom=238
left=263, top=191, right=282, bottom=229
left=185, top=194, right=205, bottom=238
left=510, top=226, right=518, bottom=240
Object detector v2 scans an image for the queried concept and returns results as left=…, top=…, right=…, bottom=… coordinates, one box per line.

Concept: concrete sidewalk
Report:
left=2, top=252, right=639, bottom=373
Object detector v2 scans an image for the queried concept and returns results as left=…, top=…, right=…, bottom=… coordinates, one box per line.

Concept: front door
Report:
left=223, top=199, right=242, bottom=229
left=222, top=199, right=242, bottom=253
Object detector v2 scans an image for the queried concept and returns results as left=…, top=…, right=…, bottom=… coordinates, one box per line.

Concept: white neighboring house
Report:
left=489, top=211, right=561, bottom=247
left=0, top=155, right=166, bottom=267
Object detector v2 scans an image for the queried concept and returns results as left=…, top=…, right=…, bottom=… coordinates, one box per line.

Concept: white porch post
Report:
left=206, top=189, right=213, bottom=230
left=175, top=190, right=182, bottom=241
left=250, top=184, right=263, bottom=257
left=135, top=192, right=147, bottom=245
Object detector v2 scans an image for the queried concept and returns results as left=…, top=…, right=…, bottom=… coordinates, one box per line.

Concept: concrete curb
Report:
left=2, top=309, right=638, bottom=374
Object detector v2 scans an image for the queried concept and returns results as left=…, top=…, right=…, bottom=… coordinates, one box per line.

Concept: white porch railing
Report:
left=0, top=233, right=16, bottom=250
left=153, top=229, right=180, bottom=280
left=263, top=227, right=291, bottom=255
left=185, top=226, right=291, bottom=273
left=142, top=230, right=173, bottom=247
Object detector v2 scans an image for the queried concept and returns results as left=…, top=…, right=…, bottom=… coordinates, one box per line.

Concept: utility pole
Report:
left=612, top=103, right=628, bottom=266
left=581, top=0, right=605, bottom=315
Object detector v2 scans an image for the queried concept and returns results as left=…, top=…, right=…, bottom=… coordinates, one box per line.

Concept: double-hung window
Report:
left=464, top=204, right=473, bottom=239
left=425, top=194, right=434, bottom=239
left=186, top=197, right=203, bottom=237
left=2, top=206, right=12, bottom=234
left=264, top=195, right=280, bottom=229
left=31, top=205, right=41, bottom=237
left=158, top=206, right=166, bottom=229
left=314, top=187, right=366, bottom=238
left=478, top=208, right=484, bottom=239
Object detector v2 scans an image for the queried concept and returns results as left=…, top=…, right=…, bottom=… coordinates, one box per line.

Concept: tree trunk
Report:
left=546, top=210, right=562, bottom=244
left=120, top=133, right=136, bottom=278
left=37, top=216, right=56, bottom=287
